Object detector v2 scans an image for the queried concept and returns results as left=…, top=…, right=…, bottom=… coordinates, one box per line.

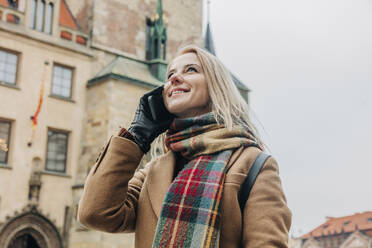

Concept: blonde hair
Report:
left=150, top=45, right=262, bottom=158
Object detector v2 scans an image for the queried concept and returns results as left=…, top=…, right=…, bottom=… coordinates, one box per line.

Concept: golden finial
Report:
left=0, top=139, right=8, bottom=152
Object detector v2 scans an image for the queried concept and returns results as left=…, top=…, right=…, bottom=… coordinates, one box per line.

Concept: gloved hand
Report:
left=128, top=86, right=176, bottom=153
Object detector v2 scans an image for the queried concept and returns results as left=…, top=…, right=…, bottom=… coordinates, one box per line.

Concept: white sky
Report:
left=205, top=0, right=372, bottom=236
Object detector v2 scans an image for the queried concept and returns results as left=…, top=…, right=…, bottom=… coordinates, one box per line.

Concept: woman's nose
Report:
left=169, top=73, right=182, bottom=85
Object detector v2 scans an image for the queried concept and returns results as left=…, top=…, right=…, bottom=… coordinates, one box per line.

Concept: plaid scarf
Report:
left=152, top=112, right=260, bottom=248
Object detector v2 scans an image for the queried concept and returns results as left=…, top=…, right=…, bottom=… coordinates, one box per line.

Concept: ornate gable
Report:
left=302, top=237, right=321, bottom=248
left=340, top=231, right=370, bottom=248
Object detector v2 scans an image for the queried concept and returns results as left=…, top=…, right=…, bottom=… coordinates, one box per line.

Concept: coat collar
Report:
left=146, top=146, right=245, bottom=219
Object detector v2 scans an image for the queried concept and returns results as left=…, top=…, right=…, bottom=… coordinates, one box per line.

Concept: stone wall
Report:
left=67, top=0, right=203, bottom=61
left=0, top=26, right=91, bottom=244
left=71, top=78, right=154, bottom=248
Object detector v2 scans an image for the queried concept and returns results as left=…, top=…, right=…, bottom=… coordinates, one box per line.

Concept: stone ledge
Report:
left=49, top=94, right=76, bottom=103
left=0, top=81, right=20, bottom=90
left=0, top=21, right=93, bottom=57
left=40, top=170, right=71, bottom=178
left=0, top=163, right=11, bottom=169
left=71, top=184, right=84, bottom=189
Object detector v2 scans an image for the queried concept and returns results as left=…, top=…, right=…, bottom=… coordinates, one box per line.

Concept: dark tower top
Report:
left=203, top=8, right=250, bottom=102
left=146, top=0, right=167, bottom=61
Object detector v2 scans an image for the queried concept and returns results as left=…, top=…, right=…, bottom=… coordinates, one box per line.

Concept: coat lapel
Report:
left=146, top=150, right=176, bottom=218
left=226, top=145, right=245, bottom=172
left=146, top=145, right=245, bottom=219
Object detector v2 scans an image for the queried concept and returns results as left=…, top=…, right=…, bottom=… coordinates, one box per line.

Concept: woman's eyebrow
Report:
left=168, top=63, right=201, bottom=75
left=184, top=63, right=201, bottom=69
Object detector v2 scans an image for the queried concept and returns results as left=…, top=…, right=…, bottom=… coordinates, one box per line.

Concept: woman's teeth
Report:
left=173, top=91, right=185, bottom=95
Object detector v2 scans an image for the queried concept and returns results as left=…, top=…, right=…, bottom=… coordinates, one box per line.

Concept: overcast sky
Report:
left=205, top=0, right=372, bottom=236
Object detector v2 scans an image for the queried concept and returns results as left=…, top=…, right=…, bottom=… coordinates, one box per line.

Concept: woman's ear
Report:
left=206, top=100, right=213, bottom=112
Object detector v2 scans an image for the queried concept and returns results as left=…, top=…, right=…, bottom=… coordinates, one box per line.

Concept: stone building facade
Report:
left=0, top=0, right=251, bottom=247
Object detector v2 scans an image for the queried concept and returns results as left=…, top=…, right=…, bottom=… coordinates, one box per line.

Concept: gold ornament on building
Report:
left=0, top=138, right=8, bottom=152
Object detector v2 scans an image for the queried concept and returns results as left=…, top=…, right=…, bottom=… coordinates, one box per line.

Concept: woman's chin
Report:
left=166, top=105, right=186, bottom=117
left=167, top=109, right=190, bottom=119
left=166, top=104, right=211, bottom=119
left=172, top=111, right=208, bottom=119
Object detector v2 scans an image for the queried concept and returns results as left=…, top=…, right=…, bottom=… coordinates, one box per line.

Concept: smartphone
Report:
left=148, top=95, right=172, bottom=122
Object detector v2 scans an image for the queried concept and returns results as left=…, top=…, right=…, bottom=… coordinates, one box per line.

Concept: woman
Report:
left=78, top=45, right=292, bottom=247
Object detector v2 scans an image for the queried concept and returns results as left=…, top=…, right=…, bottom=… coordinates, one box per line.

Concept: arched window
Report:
left=145, top=18, right=153, bottom=60
left=8, top=0, right=18, bottom=9
left=30, top=0, right=54, bottom=35
left=35, top=0, right=45, bottom=31
left=44, top=2, right=53, bottom=34
left=29, top=0, right=37, bottom=29
left=154, top=38, right=159, bottom=59
left=161, top=37, right=166, bottom=59
left=10, top=233, right=40, bottom=248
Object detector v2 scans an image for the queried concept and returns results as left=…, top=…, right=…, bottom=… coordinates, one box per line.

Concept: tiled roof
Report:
left=0, top=0, right=79, bottom=31
left=231, top=73, right=250, bottom=92
left=302, top=211, right=372, bottom=239
left=59, top=0, right=79, bottom=30
left=88, top=56, right=163, bottom=87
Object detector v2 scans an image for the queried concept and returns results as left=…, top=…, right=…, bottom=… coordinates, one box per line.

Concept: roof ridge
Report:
left=301, top=211, right=372, bottom=239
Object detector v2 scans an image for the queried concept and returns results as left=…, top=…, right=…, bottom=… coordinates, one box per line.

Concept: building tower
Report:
left=203, top=0, right=251, bottom=102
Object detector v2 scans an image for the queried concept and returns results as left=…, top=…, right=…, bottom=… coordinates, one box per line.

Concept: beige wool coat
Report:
left=78, top=135, right=292, bottom=248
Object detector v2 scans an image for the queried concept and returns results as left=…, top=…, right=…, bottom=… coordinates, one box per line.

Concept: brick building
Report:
left=0, top=0, right=250, bottom=247
left=0, top=0, right=202, bottom=247
left=296, top=211, right=372, bottom=248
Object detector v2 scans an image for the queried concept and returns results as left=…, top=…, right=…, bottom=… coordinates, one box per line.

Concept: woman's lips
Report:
left=169, top=88, right=190, bottom=97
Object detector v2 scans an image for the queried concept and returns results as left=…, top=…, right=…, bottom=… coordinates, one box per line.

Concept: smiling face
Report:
left=163, top=53, right=210, bottom=118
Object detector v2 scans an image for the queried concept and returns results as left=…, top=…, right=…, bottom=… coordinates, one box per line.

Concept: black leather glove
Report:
left=128, top=86, right=176, bottom=153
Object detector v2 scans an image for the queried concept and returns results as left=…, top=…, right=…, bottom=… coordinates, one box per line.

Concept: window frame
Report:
left=29, top=0, right=37, bottom=29
left=0, top=119, right=12, bottom=165
left=44, top=2, right=54, bottom=34
left=30, top=0, right=55, bottom=34
left=35, top=0, right=46, bottom=32
left=145, top=17, right=154, bottom=60
left=0, top=47, right=20, bottom=86
left=51, top=63, right=74, bottom=100
left=45, top=128, right=69, bottom=173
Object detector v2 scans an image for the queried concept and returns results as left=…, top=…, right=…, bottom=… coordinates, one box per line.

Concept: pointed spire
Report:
left=204, top=23, right=216, bottom=55
left=204, top=0, right=216, bottom=55
left=203, top=0, right=250, bottom=98
left=147, top=0, right=167, bottom=81
left=154, top=0, right=166, bottom=41
left=207, top=0, right=211, bottom=24
left=156, top=0, right=163, bottom=26
left=147, top=0, right=167, bottom=61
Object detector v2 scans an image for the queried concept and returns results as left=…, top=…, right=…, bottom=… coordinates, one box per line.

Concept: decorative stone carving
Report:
left=340, top=231, right=370, bottom=248
left=302, top=237, right=321, bottom=248
left=28, top=157, right=42, bottom=205
left=0, top=207, right=63, bottom=248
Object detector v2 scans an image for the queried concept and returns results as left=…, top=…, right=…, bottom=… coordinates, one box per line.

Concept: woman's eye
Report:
left=186, top=67, right=197, bottom=72
left=167, top=73, right=173, bottom=79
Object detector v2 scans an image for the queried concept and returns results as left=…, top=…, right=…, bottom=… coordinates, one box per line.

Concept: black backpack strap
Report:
left=238, top=152, right=271, bottom=214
